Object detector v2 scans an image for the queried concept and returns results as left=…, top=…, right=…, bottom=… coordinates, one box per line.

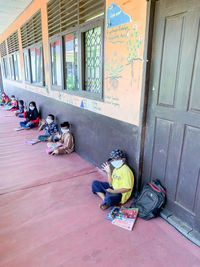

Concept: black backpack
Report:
left=130, top=179, right=166, bottom=220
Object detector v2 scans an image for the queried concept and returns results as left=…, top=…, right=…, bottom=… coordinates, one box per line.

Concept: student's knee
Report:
left=37, top=135, right=43, bottom=141
left=92, top=180, right=101, bottom=194
left=52, top=135, right=59, bottom=142
left=105, top=194, right=121, bottom=206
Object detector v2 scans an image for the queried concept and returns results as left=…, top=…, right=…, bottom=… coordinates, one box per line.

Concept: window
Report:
left=30, top=47, right=44, bottom=85
left=50, top=40, right=62, bottom=87
left=9, top=53, right=22, bottom=81
left=23, top=50, right=31, bottom=82
left=13, top=53, right=22, bottom=81
left=21, top=11, right=45, bottom=86
left=7, top=31, right=21, bottom=81
left=9, top=55, right=15, bottom=80
left=2, top=57, right=9, bottom=79
left=23, top=46, right=44, bottom=85
left=0, top=41, right=9, bottom=79
left=83, top=26, right=102, bottom=94
left=47, top=0, right=104, bottom=99
left=64, top=33, right=78, bottom=90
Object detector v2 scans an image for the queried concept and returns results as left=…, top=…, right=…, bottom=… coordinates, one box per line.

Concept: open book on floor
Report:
left=46, top=143, right=62, bottom=154
left=25, top=139, right=41, bottom=145
left=107, top=206, right=138, bottom=231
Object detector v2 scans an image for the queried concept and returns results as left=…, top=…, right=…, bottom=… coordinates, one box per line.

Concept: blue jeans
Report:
left=37, top=134, right=59, bottom=142
left=20, top=121, right=35, bottom=128
left=18, top=114, right=24, bottom=118
left=92, top=180, right=122, bottom=206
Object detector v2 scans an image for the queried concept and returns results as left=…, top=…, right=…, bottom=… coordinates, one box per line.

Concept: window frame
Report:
left=49, top=35, right=64, bottom=91
left=63, top=27, right=79, bottom=92
left=23, top=49, right=32, bottom=83
left=1, top=56, right=9, bottom=79
left=80, top=18, right=104, bottom=100
left=48, top=16, right=104, bottom=101
left=8, top=51, right=21, bottom=82
left=23, top=41, right=45, bottom=87
left=9, top=54, right=15, bottom=80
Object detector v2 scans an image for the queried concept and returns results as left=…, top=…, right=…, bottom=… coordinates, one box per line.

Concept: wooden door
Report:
left=143, top=0, right=200, bottom=231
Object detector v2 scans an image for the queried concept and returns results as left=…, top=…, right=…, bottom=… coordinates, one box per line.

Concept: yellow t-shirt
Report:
left=112, top=164, right=134, bottom=204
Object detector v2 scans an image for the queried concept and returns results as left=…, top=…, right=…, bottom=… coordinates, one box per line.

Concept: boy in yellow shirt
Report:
left=92, top=149, right=134, bottom=210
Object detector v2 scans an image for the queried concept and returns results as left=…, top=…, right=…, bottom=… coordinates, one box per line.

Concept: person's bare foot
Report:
left=100, top=203, right=109, bottom=210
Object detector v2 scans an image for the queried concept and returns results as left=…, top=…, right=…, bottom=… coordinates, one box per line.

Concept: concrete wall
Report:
left=4, top=82, right=138, bottom=176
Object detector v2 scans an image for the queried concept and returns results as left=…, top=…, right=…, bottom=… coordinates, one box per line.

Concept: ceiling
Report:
left=0, top=0, right=33, bottom=36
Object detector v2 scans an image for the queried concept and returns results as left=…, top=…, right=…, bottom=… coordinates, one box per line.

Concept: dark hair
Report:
left=60, top=121, right=70, bottom=128
left=11, top=95, right=15, bottom=98
left=19, top=100, right=24, bottom=106
left=29, top=101, right=37, bottom=107
left=48, top=114, right=54, bottom=120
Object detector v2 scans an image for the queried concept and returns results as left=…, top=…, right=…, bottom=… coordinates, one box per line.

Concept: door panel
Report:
left=143, top=0, right=200, bottom=231
left=158, top=15, right=183, bottom=107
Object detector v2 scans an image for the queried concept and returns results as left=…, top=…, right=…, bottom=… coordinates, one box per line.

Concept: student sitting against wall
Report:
left=37, top=114, right=58, bottom=142
left=47, top=121, right=74, bottom=155
left=0, top=91, right=10, bottom=106
left=92, top=149, right=134, bottom=210
left=19, top=101, right=39, bottom=129
left=4, top=95, right=18, bottom=110
left=14, top=100, right=25, bottom=117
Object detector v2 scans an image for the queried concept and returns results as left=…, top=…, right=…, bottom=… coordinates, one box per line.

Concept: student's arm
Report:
left=50, top=125, right=58, bottom=137
left=24, top=107, right=28, bottom=118
left=101, top=162, right=112, bottom=186
left=106, top=188, right=131, bottom=194
left=30, top=117, right=39, bottom=126
left=107, top=168, right=133, bottom=194
left=38, top=119, right=46, bottom=131
left=38, top=124, right=44, bottom=131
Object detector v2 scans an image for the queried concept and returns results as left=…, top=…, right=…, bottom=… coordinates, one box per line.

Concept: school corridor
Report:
left=0, top=107, right=199, bottom=267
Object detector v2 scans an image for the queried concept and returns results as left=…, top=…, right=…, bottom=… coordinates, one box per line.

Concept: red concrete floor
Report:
left=0, top=107, right=200, bottom=267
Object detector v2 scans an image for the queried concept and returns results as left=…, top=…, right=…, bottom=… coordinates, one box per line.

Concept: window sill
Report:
left=4, top=78, right=22, bottom=83
left=25, top=81, right=45, bottom=88
left=51, top=86, right=104, bottom=102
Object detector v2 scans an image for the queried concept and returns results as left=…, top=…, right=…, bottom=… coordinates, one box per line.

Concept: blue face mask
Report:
left=111, top=160, right=124, bottom=169
left=46, top=118, right=53, bottom=124
left=61, top=128, right=69, bottom=134
left=29, top=106, right=35, bottom=110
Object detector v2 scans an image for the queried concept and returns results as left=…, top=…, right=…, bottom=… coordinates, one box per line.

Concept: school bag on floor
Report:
left=130, top=179, right=166, bottom=220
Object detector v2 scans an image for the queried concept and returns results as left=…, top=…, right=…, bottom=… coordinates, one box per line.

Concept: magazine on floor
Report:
left=107, top=206, right=138, bottom=231
left=25, top=139, right=41, bottom=145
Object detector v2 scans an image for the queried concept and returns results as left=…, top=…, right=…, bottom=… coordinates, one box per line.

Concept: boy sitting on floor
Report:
left=92, top=149, right=134, bottom=210
left=47, top=121, right=74, bottom=155
left=0, top=91, right=10, bottom=106
left=14, top=100, right=24, bottom=117
left=4, top=95, right=17, bottom=110
left=37, top=114, right=58, bottom=142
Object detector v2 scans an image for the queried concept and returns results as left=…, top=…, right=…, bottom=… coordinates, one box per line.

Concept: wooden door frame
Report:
left=136, top=0, right=157, bottom=191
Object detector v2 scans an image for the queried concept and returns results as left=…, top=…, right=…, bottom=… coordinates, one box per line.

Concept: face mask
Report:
left=46, top=119, right=53, bottom=124
left=61, top=128, right=69, bottom=133
left=11, top=98, right=15, bottom=101
left=29, top=106, right=35, bottom=110
left=111, top=160, right=124, bottom=169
